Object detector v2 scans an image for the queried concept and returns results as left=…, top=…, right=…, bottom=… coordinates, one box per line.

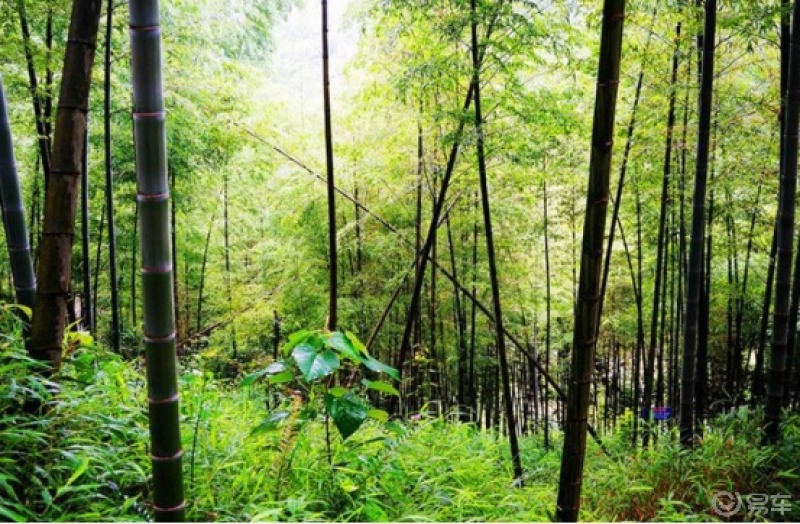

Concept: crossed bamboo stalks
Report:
left=240, top=125, right=611, bottom=457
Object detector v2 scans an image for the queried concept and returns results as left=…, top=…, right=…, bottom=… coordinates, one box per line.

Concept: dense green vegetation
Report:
left=2, top=0, right=800, bottom=520
left=2, top=309, right=799, bottom=522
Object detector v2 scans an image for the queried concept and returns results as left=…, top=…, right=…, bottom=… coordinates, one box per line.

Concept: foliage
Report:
left=243, top=330, right=398, bottom=442
left=1, top=318, right=797, bottom=521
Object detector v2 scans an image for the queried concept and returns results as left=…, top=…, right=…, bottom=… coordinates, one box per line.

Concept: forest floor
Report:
left=2, top=332, right=799, bottom=522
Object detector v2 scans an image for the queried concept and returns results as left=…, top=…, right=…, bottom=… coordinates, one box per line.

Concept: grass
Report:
left=1, top=309, right=798, bottom=522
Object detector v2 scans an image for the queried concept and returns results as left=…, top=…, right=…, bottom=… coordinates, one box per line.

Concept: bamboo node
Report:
left=133, top=111, right=165, bottom=120
left=48, top=168, right=81, bottom=177
left=144, top=332, right=177, bottom=343
left=130, top=25, right=161, bottom=33
left=137, top=191, right=169, bottom=202
left=56, top=104, right=89, bottom=114
left=66, top=38, right=97, bottom=49
left=141, top=263, right=174, bottom=274
left=149, top=392, right=180, bottom=405
left=151, top=449, right=184, bottom=461
left=153, top=500, right=186, bottom=513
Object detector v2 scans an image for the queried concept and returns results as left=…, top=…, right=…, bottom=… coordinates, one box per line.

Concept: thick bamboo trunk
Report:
left=29, top=0, right=103, bottom=369
left=0, top=77, right=36, bottom=311
left=765, top=0, right=800, bottom=445
left=556, top=0, right=625, bottom=520
left=129, top=0, right=185, bottom=518
left=680, top=0, right=716, bottom=448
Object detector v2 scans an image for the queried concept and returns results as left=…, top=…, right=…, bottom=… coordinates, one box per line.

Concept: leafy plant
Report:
left=244, top=329, right=399, bottom=442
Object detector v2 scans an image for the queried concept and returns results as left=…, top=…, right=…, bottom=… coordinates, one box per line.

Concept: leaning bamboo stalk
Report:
left=129, top=0, right=185, bottom=519
left=0, top=77, right=36, bottom=311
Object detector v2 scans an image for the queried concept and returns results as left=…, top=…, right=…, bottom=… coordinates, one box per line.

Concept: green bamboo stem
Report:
left=129, top=0, right=186, bottom=519
left=0, top=76, right=36, bottom=311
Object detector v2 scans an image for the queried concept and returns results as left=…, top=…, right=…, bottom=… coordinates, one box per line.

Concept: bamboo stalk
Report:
left=556, top=0, right=625, bottom=519
left=129, top=0, right=185, bottom=519
left=0, top=77, right=36, bottom=311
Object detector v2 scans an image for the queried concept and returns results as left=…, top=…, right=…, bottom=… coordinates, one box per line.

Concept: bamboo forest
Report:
left=3, top=0, right=800, bottom=521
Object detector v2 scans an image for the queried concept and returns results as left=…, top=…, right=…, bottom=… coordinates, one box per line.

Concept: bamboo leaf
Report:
left=0, top=505, right=27, bottom=522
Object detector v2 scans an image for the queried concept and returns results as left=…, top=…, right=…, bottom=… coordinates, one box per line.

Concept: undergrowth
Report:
left=1, top=308, right=798, bottom=522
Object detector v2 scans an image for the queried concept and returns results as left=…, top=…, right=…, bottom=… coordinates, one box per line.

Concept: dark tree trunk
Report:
left=322, top=0, right=337, bottom=330
left=543, top=180, right=552, bottom=449
left=223, top=172, right=237, bottom=357
left=0, top=78, right=36, bottom=311
left=680, top=0, right=716, bottom=448
left=469, top=0, right=521, bottom=480
left=765, top=0, right=800, bottom=445
left=29, top=0, right=103, bottom=370
left=643, top=21, right=681, bottom=448
left=15, top=0, right=51, bottom=185
left=104, top=0, right=121, bottom=352
left=556, top=0, right=625, bottom=519
left=129, top=0, right=186, bottom=517
left=81, top=122, right=93, bottom=333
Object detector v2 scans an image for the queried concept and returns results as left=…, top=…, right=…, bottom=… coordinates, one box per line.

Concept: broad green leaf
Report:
left=362, top=379, right=399, bottom=396
left=363, top=356, right=399, bottom=380
left=326, top=332, right=362, bottom=362
left=268, top=370, right=294, bottom=384
left=283, top=329, right=315, bottom=355
left=325, top=392, right=369, bottom=440
left=293, top=345, right=340, bottom=381
left=367, top=409, right=389, bottom=422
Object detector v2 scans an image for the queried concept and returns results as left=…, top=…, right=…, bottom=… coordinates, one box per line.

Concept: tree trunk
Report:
left=543, top=180, right=551, bottom=449
left=643, top=21, right=681, bottom=448
left=322, top=0, right=337, bottom=330
left=15, top=0, right=51, bottom=185
left=765, top=0, right=800, bottom=445
left=469, top=0, right=521, bottom=480
left=81, top=122, right=93, bottom=333
left=104, top=0, right=121, bottom=352
left=129, top=0, right=186, bottom=518
left=556, top=0, right=625, bottom=519
left=680, top=0, right=716, bottom=448
left=29, top=0, right=103, bottom=370
left=0, top=77, right=36, bottom=311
